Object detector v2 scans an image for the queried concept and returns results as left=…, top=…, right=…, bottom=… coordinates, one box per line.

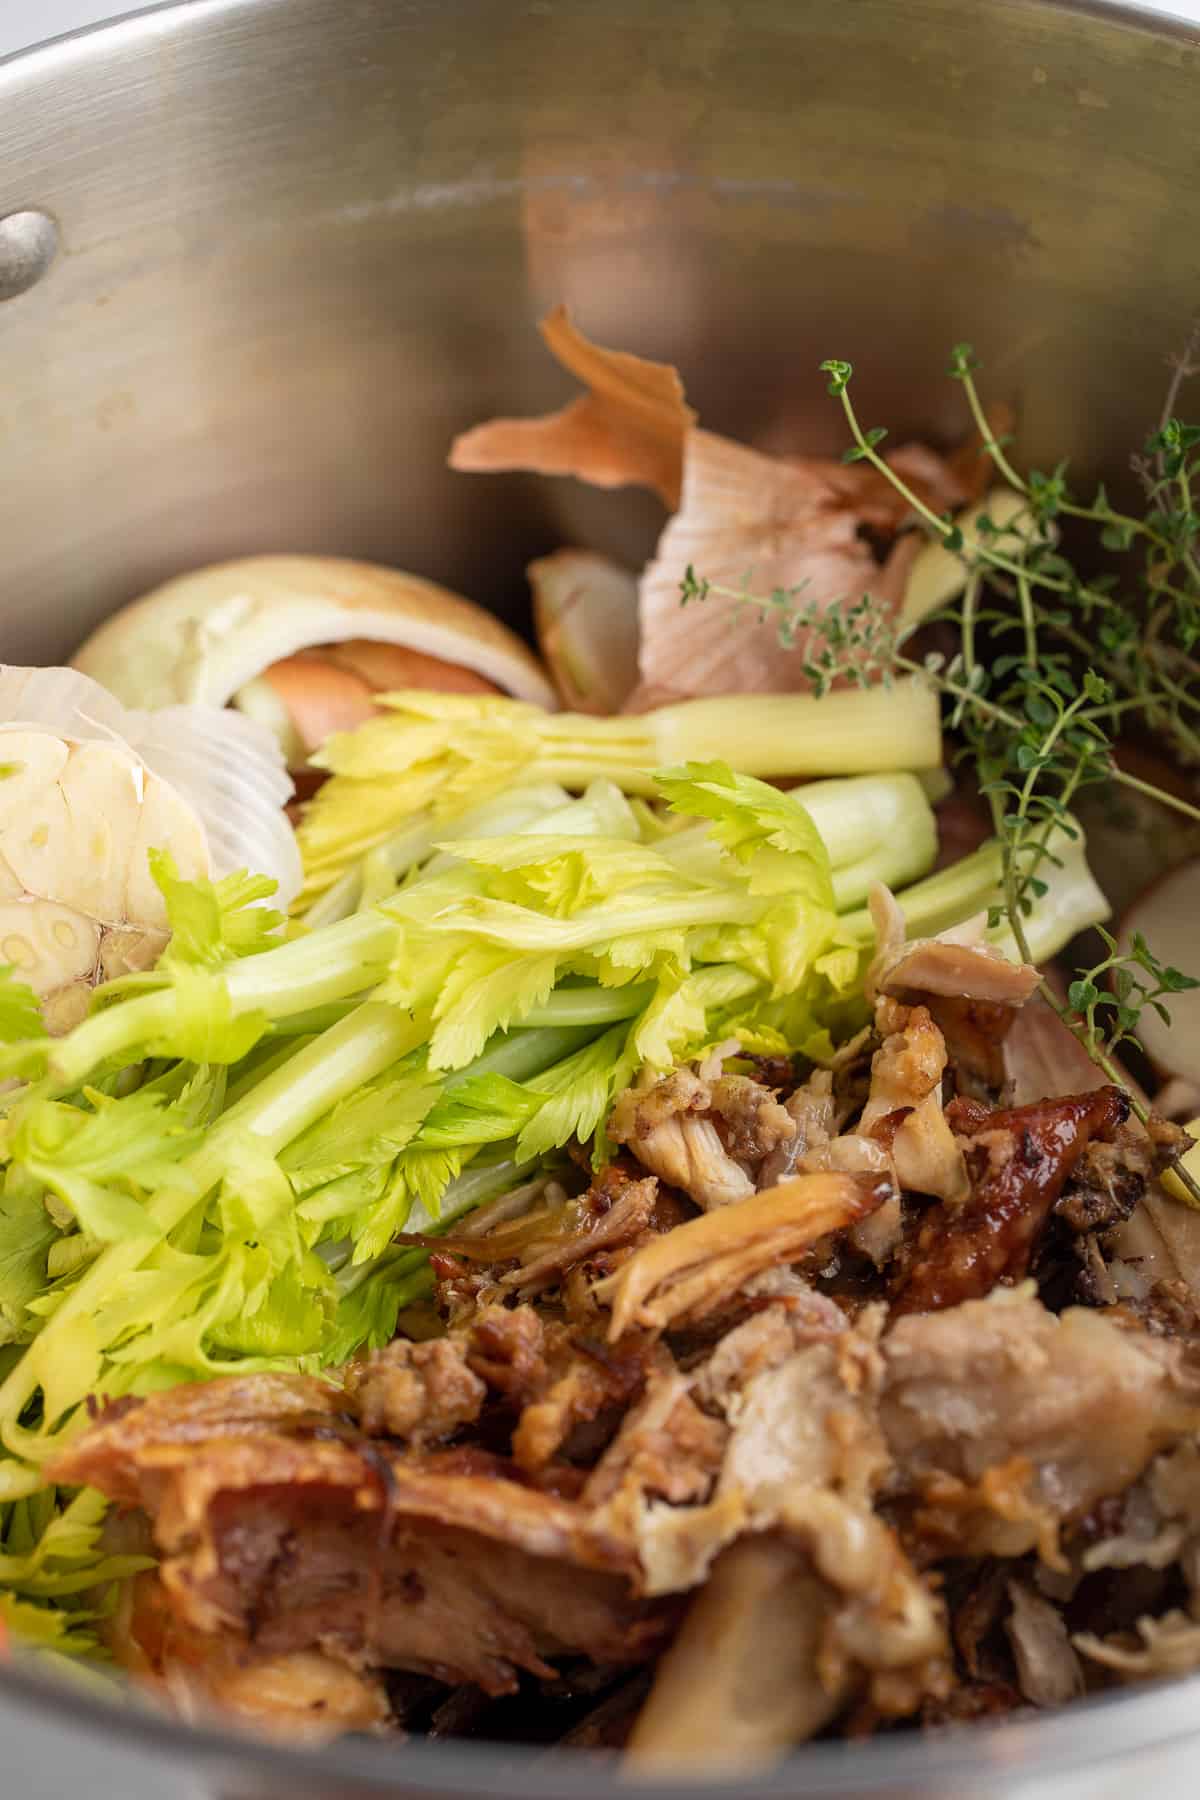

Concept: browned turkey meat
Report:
left=50, top=917, right=1200, bottom=1769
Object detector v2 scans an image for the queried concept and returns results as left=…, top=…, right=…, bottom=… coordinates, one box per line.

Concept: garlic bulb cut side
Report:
left=0, top=732, right=209, bottom=929
left=0, top=664, right=302, bottom=911
left=0, top=728, right=209, bottom=1023
left=0, top=665, right=303, bottom=1026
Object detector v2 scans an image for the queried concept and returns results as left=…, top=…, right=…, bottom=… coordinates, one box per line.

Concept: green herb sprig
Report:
left=681, top=344, right=1200, bottom=1203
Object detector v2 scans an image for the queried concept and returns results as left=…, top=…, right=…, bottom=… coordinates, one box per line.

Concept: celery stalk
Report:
left=518, top=682, right=942, bottom=791
left=521, top=984, right=656, bottom=1027
left=302, top=783, right=574, bottom=927
left=45, top=911, right=398, bottom=1090
left=839, top=822, right=1110, bottom=964
left=442, top=1025, right=596, bottom=1087
left=299, top=681, right=943, bottom=898
left=0, top=1002, right=428, bottom=1471
left=660, top=772, right=939, bottom=911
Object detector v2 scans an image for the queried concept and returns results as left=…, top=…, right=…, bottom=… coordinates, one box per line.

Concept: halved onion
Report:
left=70, top=555, right=557, bottom=769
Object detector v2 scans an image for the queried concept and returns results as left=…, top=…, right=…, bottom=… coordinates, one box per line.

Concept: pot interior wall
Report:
left=0, top=0, right=1198, bottom=666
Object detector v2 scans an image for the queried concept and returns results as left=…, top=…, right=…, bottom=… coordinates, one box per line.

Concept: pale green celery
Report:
left=303, top=783, right=574, bottom=927
left=839, top=821, right=1110, bottom=964
left=44, top=1235, right=97, bottom=1281
left=220, top=911, right=395, bottom=1009
left=830, top=847, right=928, bottom=913
left=404, top=1152, right=541, bottom=1234
left=223, top=1034, right=319, bottom=1109
left=301, top=689, right=944, bottom=903
left=521, top=984, right=655, bottom=1028
left=799, top=775, right=937, bottom=906
left=659, top=773, right=939, bottom=912
left=46, top=910, right=398, bottom=1092
left=445, top=1024, right=596, bottom=1088
left=303, top=817, right=441, bottom=928
left=0, top=1002, right=427, bottom=1476
left=329, top=1238, right=425, bottom=1293
left=0, top=1006, right=601, bottom=1487
left=427, top=781, right=637, bottom=872
left=228, top=1004, right=430, bottom=1151
left=334, top=1249, right=434, bottom=1315
left=527, top=680, right=943, bottom=790
left=839, top=846, right=1004, bottom=945
left=264, top=1001, right=359, bottom=1036
left=323, top=1155, right=546, bottom=1306
left=989, top=834, right=1111, bottom=966
left=357, top=844, right=403, bottom=912
left=384, top=787, right=638, bottom=929
left=438, top=889, right=762, bottom=955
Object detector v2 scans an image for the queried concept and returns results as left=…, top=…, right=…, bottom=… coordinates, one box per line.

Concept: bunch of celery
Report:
left=296, top=681, right=944, bottom=909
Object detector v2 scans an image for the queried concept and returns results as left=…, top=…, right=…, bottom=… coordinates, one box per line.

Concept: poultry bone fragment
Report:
left=607, top=1063, right=795, bottom=1208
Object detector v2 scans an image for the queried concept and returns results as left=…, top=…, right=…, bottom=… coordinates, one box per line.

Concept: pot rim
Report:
left=3, top=1649, right=1200, bottom=1797
left=1, top=0, right=1198, bottom=84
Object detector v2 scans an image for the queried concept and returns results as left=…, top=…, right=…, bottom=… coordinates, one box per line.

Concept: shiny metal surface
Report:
left=1, top=0, right=1199, bottom=667
left=1, top=0, right=1200, bottom=1793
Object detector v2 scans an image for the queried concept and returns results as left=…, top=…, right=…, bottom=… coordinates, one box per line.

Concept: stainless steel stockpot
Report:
left=2, top=1, right=1200, bottom=1793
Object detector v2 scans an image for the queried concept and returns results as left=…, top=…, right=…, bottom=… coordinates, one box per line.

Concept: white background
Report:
left=2, top=0, right=1200, bottom=58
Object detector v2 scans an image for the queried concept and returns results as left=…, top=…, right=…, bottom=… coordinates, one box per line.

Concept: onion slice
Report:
left=527, top=549, right=640, bottom=715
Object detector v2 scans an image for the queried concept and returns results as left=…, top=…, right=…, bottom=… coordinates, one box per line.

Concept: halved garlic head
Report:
left=0, top=666, right=302, bottom=1027
left=0, top=729, right=209, bottom=1022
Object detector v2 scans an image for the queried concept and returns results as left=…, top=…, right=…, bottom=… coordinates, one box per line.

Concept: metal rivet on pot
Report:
left=0, top=210, right=59, bottom=301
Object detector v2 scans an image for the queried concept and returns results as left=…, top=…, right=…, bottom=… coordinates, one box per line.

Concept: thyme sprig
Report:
left=680, top=345, right=1200, bottom=1203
